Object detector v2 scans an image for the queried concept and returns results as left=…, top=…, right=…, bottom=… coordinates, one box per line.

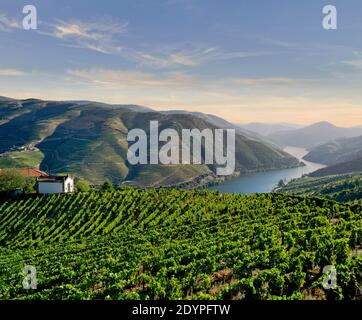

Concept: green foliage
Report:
left=0, top=151, right=44, bottom=169
left=0, top=169, right=25, bottom=191
left=102, top=180, right=114, bottom=191
left=23, top=178, right=36, bottom=193
left=75, top=180, right=90, bottom=192
left=0, top=190, right=360, bottom=300
left=278, top=173, right=362, bottom=204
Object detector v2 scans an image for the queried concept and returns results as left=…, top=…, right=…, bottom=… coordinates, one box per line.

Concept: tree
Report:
left=0, top=169, right=25, bottom=192
left=23, top=178, right=36, bottom=193
left=76, top=180, right=90, bottom=192
left=278, top=179, right=285, bottom=188
left=102, top=180, right=114, bottom=191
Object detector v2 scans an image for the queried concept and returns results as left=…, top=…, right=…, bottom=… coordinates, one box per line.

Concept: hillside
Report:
left=304, top=136, right=362, bottom=166
left=239, top=123, right=302, bottom=136
left=0, top=189, right=361, bottom=300
left=168, top=112, right=273, bottom=143
left=0, top=97, right=299, bottom=186
left=269, top=122, right=362, bottom=149
left=277, top=173, right=362, bottom=204
left=309, top=157, right=362, bottom=177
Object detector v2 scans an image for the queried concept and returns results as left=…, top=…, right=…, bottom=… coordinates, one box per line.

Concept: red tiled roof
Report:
left=19, top=168, right=48, bottom=178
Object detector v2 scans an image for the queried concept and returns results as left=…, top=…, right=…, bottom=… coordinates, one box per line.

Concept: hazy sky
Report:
left=1, top=0, right=362, bottom=126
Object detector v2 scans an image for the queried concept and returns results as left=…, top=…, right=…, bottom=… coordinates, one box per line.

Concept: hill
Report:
left=239, top=122, right=302, bottom=137
left=309, top=157, right=362, bottom=177
left=277, top=172, right=362, bottom=204
left=0, top=97, right=299, bottom=186
left=165, top=112, right=284, bottom=152
left=304, top=136, right=362, bottom=166
left=269, top=122, right=362, bottom=149
left=0, top=189, right=360, bottom=300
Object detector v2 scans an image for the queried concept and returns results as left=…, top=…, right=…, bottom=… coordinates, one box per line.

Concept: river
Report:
left=208, top=146, right=326, bottom=194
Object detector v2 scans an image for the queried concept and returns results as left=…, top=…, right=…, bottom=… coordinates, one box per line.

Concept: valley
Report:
left=0, top=97, right=300, bottom=187
left=208, top=147, right=325, bottom=194
left=0, top=100, right=361, bottom=302
left=1, top=0, right=361, bottom=304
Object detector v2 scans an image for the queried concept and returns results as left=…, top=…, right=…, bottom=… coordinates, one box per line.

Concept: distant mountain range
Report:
left=301, top=135, right=362, bottom=177
left=0, top=96, right=299, bottom=186
left=268, top=121, right=362, bottom=149
left=304, top=135, right=362, bottom=165
left=239, top=122, right=302, bottom=136
left=272, top=121, right=362, bottom=203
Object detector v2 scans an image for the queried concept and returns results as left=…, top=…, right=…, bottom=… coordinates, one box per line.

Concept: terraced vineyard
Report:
left=278, top=173, right=362, bottom=204
left=0, top=189, right=361, bottom=300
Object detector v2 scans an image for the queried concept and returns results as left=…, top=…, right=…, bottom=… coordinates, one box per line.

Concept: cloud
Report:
left=252, top=35, right=299, bottom=49
left=0, top=69, right=25, bottom=76
left=52, top=18, right=127, bottom=39
left=227, top=77, right=314, bottom=86
left=168, top=53, right=199, bottom=66
left=0, top=12, right=272, bottom=71
left=44, top=19, right=219, bottom=65
left=343, top=59, right=362, bottom=71
left=14, top=14, right=271, bottom=68
left=127, top=46, right=217, bottom=68
left=67, top=68, right=314, bottom=95
left=67, top=68, right=196, bottom=89
left=126, top=45, right=268, bottom=69
left=338, top=51, right=362, bottom=72
left=0, top=14, right=22, bottom=32
left=49, top=20, right=270, bottom=68
left=44, top=17, right=127, bottom=54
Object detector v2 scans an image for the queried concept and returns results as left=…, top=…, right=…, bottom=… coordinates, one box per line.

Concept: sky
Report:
left=0, top=0, right=362, bottom=126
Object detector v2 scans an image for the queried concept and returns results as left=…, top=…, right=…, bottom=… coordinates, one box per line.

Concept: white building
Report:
left=37, top=176, right=74, bottom=194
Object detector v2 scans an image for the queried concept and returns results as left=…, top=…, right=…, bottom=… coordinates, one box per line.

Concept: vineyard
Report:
left=0, top=189, right=361, bottom=300
left=278, top=173, right=362, bottom=204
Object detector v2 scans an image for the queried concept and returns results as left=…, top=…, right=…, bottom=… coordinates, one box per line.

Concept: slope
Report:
left=0, top=189, right=360, bottom=300
left=303, top=136, right=362, bottom=166
left=269, top=122, right=362, bottom=149
left=239, top=122, right=302, bottom=136
left=277, top=172, right=362, bottom=204
left=0, top=97, right=300, bottom=186
left=309, top=157, right=362, bottom=177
